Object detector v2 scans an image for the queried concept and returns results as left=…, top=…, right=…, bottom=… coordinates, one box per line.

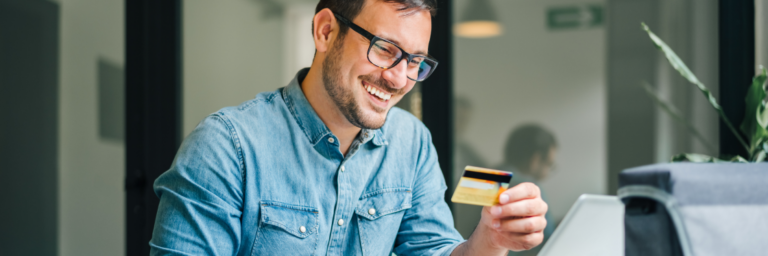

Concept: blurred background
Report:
left=1, top=0, right=766, bottom=255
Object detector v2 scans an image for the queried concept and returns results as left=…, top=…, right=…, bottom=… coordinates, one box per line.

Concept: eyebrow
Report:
left=382, top=36, right=428, bottom=56
left=335, top=13, right=428, bottom=56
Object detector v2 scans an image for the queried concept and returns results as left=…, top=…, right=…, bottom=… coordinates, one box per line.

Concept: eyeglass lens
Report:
left=368, top=39, right=435, bottom=81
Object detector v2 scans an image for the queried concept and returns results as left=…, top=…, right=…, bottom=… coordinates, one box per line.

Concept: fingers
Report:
left=503, top=231, right=545, bottom=252
left=490, top=197, right=548, bottom=218
left=491, top=215, right=547, bottom=234
left=499, top=182, right=540, bottom=204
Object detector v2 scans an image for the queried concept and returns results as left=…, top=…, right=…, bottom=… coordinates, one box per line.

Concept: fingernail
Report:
left=499, top=194, right=509, bottom=204
left=491, top=206, right=502, bottom=216
left=492, top=220, right=500, bottom=229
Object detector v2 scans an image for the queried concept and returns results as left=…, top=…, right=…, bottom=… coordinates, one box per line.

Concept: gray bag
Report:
left=618, top=163, right=768, bottom=256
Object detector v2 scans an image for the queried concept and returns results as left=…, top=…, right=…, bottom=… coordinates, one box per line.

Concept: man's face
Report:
left=322, top=1, right=432, bottom=129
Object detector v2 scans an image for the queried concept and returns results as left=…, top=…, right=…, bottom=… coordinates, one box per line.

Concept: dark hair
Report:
left=313, top=0, right=437, bottom=36
left=503, top=124, right=557, bottom=171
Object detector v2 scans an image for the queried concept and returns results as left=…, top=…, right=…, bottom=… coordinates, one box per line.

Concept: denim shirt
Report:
left=150, top=69, right=464, bottom=256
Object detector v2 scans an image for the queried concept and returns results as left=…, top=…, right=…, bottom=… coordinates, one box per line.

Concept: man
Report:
left=149, top=0, right=548, bottom=255
left=500, top=124, right=558, bottom=184
left=497, top=124, right=558, bottom=256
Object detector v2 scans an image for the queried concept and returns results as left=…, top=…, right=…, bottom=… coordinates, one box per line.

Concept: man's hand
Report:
left=452, top=182, right=548, bottom=256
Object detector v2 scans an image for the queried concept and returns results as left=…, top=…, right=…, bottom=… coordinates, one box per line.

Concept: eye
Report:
left=375, top=44, right=392, bottom=54
left=409, top=58, right=424, bottom=67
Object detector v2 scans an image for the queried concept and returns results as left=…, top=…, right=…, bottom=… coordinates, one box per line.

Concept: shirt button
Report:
left=300, top=226, right=306, bottom=233
left=337, top=219, right=344, bottom=226
left=368, top=208, right=376, bottom=215
left=328, top=137, right=335, bottom=143
left=340, top=165, right=345, bottom=172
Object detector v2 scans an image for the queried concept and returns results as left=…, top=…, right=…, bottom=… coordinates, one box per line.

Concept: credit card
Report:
left=451, top=166, right=514, bottom=206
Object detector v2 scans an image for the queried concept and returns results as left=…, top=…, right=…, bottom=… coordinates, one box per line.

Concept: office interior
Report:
left=1, top=0, right=767, bottom=255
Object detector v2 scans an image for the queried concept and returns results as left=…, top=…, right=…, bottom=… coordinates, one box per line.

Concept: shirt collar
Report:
left=282, top=68, right=387, bottom=147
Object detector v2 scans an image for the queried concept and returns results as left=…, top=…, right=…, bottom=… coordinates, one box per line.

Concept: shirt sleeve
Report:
left=149, top=114, right=245, bottom=256
left=393, top=129, right=466, bottom=256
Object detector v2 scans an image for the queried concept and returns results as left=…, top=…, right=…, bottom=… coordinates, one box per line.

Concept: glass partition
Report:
left=451, top=0, right=719, bottom=255
left=451, top=0, right=607, bottom=248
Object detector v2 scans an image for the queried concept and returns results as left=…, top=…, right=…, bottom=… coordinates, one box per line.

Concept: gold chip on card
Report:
left=451, top=166, right=514, bottom=206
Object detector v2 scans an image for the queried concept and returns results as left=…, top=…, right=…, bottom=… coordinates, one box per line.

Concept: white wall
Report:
left=183, top=0, right=286, bottom=136
left=56, top=0, right=125, bottom=255
left=283, top=3, right=318, bottom=82
left=453, top=0, right=606, bottom=226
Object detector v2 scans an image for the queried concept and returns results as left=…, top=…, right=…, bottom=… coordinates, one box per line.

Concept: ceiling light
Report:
left=455, top=0, right=502, bottom=38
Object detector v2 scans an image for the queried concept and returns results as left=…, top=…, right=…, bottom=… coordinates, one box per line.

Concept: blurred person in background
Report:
left=497, top=124, right=558, bottom=256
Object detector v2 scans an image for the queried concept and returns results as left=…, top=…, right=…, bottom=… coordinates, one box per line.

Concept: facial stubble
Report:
left=322, top=37, right=401, bottom=130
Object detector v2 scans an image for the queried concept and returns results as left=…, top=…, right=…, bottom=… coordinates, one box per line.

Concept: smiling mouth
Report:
left=364, top=83, right=392, bottom=101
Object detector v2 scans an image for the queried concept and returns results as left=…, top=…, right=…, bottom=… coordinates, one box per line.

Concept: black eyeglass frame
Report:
left=333, top=13, right=439, bottom=82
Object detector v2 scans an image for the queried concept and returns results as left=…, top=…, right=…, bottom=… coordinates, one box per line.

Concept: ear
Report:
left=313, top=8, right=338, bottom=54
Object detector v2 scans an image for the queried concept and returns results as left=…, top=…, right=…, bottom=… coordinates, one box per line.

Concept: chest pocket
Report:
left=355, top=189, right=412, bottom=256
left=251, top=201, right=319, bottom=256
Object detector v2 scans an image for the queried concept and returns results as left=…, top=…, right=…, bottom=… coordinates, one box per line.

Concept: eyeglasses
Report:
left=333, top=13, right=438, bottom=82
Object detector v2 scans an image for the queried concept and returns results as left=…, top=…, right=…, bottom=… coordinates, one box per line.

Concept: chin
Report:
left=358, top=110, right=388, bottom=129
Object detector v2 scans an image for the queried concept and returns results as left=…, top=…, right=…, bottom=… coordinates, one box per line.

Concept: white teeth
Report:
left=364, top=84, right=390, bottom=101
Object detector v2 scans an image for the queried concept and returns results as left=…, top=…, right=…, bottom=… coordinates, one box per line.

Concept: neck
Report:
left=301, top=66, right=361, bottom=155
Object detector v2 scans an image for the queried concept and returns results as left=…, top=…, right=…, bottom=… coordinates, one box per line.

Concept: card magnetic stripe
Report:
left=463, top=170, right=513, bottom=183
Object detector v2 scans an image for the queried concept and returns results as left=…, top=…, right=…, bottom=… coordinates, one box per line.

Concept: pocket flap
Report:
left=259, top=201, right=318, bottom=238
left=355, top=189, right=413, bottom=221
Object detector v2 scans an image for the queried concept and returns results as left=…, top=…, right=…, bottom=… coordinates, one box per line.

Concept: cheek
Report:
left=398, top=81, right=417, bottom=97
left=405, top=81, right=416, bottom=91
left=342, top=41, right=377, bottom=76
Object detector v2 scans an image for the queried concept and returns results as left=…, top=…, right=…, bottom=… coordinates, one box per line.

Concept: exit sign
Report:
left=547, top=4, right=604, bottom=31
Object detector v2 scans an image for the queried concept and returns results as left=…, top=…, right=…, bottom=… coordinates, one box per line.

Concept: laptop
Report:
left=537, top=194, right=624, bottom=256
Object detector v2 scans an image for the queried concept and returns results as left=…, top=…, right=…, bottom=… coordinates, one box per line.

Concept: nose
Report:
left=381, top=59, right=409, bottom=90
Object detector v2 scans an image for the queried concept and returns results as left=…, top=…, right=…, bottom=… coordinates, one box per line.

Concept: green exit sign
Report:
left=547, top=4, right=604, bottom=31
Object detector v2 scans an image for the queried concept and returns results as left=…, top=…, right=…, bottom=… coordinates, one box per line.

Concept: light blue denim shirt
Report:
left=150, top=69, right=464, bottom=256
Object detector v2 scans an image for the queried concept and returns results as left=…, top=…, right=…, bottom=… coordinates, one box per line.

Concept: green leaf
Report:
left=759, top=101, right=768, bottom=130
left=729, top=155, right=749, bottom=163
left=741, top=67, right=768, bottom=155
left=761, top=141, right=768, bottom=162
left=755, top=150, right=767, bottom=162
left=642, top=83, right=717, bottom=152
left=642, top=23, right=750, bottom=155
left=671, top=153, right=723, bottom=163
left=756, top=102, right=768, bottom=129
left=751, top=136, right=768, bottom=161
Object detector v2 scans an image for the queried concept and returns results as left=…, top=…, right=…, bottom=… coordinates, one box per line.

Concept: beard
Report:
left=322, top=38, right=405, bottom=130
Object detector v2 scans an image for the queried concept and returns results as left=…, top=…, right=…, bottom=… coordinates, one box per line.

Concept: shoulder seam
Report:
left=238, top=91, right=279, bottom=111
left=282, top=88, right=315, bottom=144
left=210, top=113, right=247, bottom=184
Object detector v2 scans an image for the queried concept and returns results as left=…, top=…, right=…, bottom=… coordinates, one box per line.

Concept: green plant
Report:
left=641, top=23, right=768, bottom=162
